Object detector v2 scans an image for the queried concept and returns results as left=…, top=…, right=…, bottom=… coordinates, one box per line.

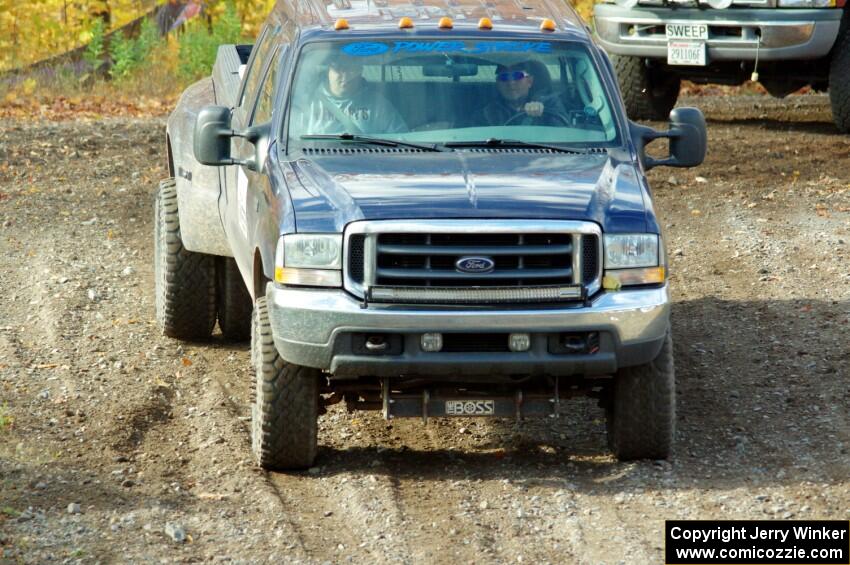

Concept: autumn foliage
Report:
left=0, top=1, right=274, bottom=72
left=0, top=0, right=593, bottom=119
left=0, top=1, right=276, bottom=118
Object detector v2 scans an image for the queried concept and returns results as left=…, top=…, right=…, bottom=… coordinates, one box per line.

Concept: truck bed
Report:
left=211, top=44, right=253, bottom=108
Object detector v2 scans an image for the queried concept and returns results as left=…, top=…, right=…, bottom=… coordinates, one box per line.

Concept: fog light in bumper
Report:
left=508, top=333, right=531, bottom=352
left=421, top=333, right=443, bottom=352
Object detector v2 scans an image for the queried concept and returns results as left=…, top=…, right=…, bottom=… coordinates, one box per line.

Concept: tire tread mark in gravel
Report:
left=154, top=178, right=216, bottom=340
left=188, top=347, right=312, bottom=561
left=378, top=423, right=503, bottom=561
left=268, top=470, right=381, bottom=560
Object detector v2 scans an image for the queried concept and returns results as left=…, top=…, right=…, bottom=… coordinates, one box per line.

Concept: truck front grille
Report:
left=349, top=234, right=365, bottom=284
left=375, top=233, right=573, bottom=288
left=343, top=221, right=602, bottom=304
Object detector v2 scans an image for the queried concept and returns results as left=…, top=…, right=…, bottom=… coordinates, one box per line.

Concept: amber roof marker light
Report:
left=398, top=16, right=414, bottom=28
left=540, top=18, right=556, bottom=32
left=438, top=16, right=453, bottom=29
left=334, top=18, right=349, bottom=30
left=478, top=17, right=493, bottom=30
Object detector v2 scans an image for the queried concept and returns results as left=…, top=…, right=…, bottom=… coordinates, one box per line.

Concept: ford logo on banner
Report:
left=455, top=256, right=495, bottom=274
left=341, top=42, right=390, bottom=56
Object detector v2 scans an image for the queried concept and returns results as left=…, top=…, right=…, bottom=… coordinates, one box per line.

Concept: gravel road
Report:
left=1, top=92, right=848, bottom=564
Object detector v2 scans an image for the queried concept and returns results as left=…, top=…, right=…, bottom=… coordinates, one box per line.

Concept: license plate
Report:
left=667, top=41, right=706, bottom=66
left=445, top=400, right=495, bottom=416
left=665, top=24, right=708, bottom=40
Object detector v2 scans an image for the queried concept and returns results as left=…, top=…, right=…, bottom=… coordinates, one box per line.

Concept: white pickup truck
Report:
left=594, top=0, right=850, bottom=131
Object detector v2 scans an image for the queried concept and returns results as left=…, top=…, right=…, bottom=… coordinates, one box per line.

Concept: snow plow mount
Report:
left=377, top=377, right=592, bottom=423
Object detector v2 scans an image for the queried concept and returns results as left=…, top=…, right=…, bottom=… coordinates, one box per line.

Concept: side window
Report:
left=239, top=24, right=278, bottom=109
left=252, top=48, right=282, bottom=125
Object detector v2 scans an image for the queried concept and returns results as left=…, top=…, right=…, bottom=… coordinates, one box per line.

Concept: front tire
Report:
left=251, top=296, right=319, bottom=470
left=611, top=54, right=680, bottom=120
left=154, top=178, right=216, bottom=340
left=606, top=332, right=675, bottom=460
left=829, top=24, right=850, bottom=133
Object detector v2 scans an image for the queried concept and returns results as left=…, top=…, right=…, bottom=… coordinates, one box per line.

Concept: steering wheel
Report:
left=504, top=108, right=571, bottom=127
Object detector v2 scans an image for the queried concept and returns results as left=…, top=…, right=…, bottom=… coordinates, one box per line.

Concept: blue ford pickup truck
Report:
left=156, top=0, right=707, bottom=469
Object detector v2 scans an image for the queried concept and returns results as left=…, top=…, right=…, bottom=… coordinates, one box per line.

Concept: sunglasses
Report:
left=496, top=70, right=530, bottom=82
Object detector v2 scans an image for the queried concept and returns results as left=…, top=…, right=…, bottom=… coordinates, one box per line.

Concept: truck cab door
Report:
left=224, top=46, right=283, bottom=283
left=220, top=26, right=277, bottom=249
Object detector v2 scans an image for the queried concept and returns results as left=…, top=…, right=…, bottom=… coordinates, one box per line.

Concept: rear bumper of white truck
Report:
left=594, top=5, right=841, bottom=61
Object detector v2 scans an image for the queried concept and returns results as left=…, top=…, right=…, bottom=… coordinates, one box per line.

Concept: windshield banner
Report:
left=341, top=41, right=552, bottom=57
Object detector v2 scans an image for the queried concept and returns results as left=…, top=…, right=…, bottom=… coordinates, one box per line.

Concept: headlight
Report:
left=274, top=234, right=342, bottom=287
left=604, top=234, right=659, bottom=269
left=777, top=0, right=834, bottom=6
left=705, top=0, right=733, bottom=8
left=614, top=0, right=640, bottom=7
left=283, top=234, right=342, bottom=269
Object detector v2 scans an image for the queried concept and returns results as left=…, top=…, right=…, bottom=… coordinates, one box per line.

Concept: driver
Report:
left=477, top=61, right=566, bottom=126
left=294, top=58, right=406, bottom=135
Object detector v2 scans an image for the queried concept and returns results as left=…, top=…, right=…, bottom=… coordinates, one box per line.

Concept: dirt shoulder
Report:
left=1, top=93, right=848, bottom=564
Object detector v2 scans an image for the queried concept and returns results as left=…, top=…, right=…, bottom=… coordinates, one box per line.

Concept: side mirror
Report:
left=630, top=107, right=707, bottom=171
left=194, top=106, right=236, bottom=166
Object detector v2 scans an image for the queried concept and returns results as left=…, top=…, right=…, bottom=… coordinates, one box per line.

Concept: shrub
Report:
left=109, top=17, right=163, bottom=81
left=83, top=19, right=106, bottom=71
left=109, top=32, right=137, bottom=80
left=135, top=17, right=160, bottom=63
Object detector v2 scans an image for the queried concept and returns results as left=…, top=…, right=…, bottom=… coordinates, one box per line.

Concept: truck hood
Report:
left=285, top=149, right=655, bottom=234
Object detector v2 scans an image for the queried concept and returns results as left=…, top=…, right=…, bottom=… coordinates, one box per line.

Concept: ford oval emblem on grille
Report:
left=455, top=256, right=495, bottom=274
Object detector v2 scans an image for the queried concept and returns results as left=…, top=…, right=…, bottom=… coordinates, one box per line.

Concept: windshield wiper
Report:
left=301, top=133, right=444, bottom=152
left=443, top=138, right=595, bottom=154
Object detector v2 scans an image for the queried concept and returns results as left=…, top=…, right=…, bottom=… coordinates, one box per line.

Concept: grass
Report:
left=0, top=404, right=12, bottom=432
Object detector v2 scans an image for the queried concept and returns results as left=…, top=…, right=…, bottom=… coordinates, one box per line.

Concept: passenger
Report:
left=478, top=61, right=567, bottom=126
left=294, top=58, right=406, bottom=135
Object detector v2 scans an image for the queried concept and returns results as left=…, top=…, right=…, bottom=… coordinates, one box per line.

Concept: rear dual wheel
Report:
left=217, top=257, right=253, bottom=341
left=154, top=178, right=253, bottom=341
left=154, top=178, right=217, bottom=340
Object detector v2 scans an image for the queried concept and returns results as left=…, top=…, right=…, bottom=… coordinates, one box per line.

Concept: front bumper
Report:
left=266, top=285, right=671, bottom=378
left=593, top=5, right=841, bottom=61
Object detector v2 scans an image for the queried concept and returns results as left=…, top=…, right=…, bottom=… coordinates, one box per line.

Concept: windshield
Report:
left=286, top=39, right=620, bottom=149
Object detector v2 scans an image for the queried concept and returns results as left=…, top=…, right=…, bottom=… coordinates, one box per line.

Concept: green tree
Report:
left=83, top=18, right=106, bottom=71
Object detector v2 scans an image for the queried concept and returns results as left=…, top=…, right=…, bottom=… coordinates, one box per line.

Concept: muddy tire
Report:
left=607, top=332, right=675, bottom=460
left=611, top=54, right=680, bottom=120
left=251, top=296, right=319, bottom=470
left=154, top=178, right=216, bottom=340
left=217, top=257, right=253, bottom=341
left=829, top=25, right=850, bottom=133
